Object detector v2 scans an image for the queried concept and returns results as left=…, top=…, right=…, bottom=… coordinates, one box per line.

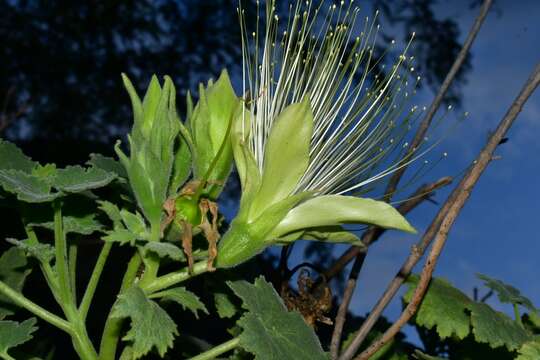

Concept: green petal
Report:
left=271, top=195, right=416, bottom=237
left=249, top=98, right=313, bottom=218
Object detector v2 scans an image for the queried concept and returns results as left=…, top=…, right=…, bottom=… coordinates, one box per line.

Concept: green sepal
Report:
left=275, top=226, right=365, bottom=247
left=216, top=192, right=313, bottom=268
left=270, top=195, right=416, bottom=238
left=189, top=70, right=239, bottom=199
left=249, top=98, right=313, bottom=219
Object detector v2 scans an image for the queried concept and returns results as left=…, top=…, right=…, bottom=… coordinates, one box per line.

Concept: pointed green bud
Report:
left=189, top=69, right=239, bottom=199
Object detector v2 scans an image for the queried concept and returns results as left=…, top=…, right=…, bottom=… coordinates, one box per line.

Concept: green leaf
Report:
left=151, top=287, right=208, bottom=318
left=29, top=214, right=103, bottom=235
left=97, top=201, right=123, bottom=227
left=142, top=242, right=184, bottom=262
left=53, top=165, right=116, bottom=193
left=516, top=339, right=540, bottom=360
left=469, top=302, right=531, bottom=351
left=87, top=154, right=128, bottom=180
left=272, top=195, right=416, bottom=238
left=0, top=318, right=38, bottom=358
left=404, top=275, right=472, bottom=340
left=6, top=239, right=54, bottom=264
left=228, top=277, right=327, bottom=360
left=0, top=248, right=31, bottom=319
left=102, top=229, right=138, bottom=246
left=0, top=170, right=60, bottom=203
left=214, top=292, right=237, bottom=319
left=120, top=209, right=148, bottom=239
left=0, top=140, right=37, bottom=173
left=112, top=286, right=178, bottom=359
left=249, top=98, right=313, bottom=218
left=477, top=273, right=537, bottom=313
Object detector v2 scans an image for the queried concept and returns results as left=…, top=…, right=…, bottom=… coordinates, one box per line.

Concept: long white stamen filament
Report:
left=239, top=0, right=422, bottom=196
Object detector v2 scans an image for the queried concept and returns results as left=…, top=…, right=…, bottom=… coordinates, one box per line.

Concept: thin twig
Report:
left=347, top=61, right=540, bottom=360
left=328, top=177, right=451, bottom=359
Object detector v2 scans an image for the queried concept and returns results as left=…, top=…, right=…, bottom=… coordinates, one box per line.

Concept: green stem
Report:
left=143, top=260, right=208, bottom=294
left=187, top=337, right=240, bottom=360
left=79, top=242, right=113, bottom=320
left=0, top=280, right=71, bottom=333
left=514, top=304, right=523, bottom=327
left=69, top=243, right=78, bottom=301
left=53, top=202, right=98, bottom=360
left=98, top=252, right=142, bottom=360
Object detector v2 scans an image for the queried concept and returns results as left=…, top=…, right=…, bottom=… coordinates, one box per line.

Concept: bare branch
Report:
left=345, top=61, right=540, bottom=360
left=328, top=177, right=451, bottom=359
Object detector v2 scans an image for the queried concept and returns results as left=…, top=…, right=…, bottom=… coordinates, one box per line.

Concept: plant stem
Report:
left=98, top=252, right=142, bottom=360
left=79, top=242, right=113, bottom=320
left=143, top=260, right=208, bottom=294
left=53, top=201, right=98, bottom=360
left=69, top=243, right=78, bottom=301
left=514, top=304, right=523, bottom=327
left=0, top=280, right=71, bottom=333
left=188, top=337, right=240, bottom=360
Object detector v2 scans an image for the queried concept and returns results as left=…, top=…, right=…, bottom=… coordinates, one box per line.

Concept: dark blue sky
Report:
left=342, top=0, right=540, bottom=334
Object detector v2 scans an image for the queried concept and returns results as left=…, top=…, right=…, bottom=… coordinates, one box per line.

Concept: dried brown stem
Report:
left=328, top=177, right=452, bottom=359
left=346, top=61, right=540, bottom=360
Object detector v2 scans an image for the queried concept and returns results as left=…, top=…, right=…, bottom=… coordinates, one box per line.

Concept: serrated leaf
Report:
left=142, top=242, right=184, bottom=261
left=87, top=154, right=128, bottom=180
left=112, top=286, right=178, bottom=359
left=272, top=195, right=416, bottom=238
left=29, top=214, right=103, bottom=235
left=250, top=99, right=313, bottom=218
left=53, top=165, right=116, bottom=193
left=151, top=287, right=208, bottom=318
left=0, top=140, right=37, bottom=173
left=102, top=229, right=138, bottom=245
left=0, top=248, right=31, bottom=319
left=6, top=239, right=54, bottom=264
left=404, top=275, right=472, bottom=340
left=228, top=277, right=327, bottom=360
left=120, top=210, right=147, bottom=238
left=0, top=318, right=38, bottom=358
left=469, top=302, right=531, bottom=351
left=516, top=339, right=540, bottom=360
left=97, top=200, right=123, bottom=227
left=477, top=273, right=537, bottom=313
left=214, top=292, right=237, bottom=319
left=0, top=169, right=60, bottom=203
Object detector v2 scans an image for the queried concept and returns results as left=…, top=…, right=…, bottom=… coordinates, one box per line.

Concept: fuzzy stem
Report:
left=79, top=242, right=113, bottom=320
left=0, top=280, right=71, bottom=333
left=143, top=260, right=208, bottom=294
left=98, top=252, right=142, bottom=360
left=188, top=337, right=240, bottom=360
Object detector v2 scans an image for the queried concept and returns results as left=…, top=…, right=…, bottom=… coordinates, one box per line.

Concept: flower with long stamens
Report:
left=216, top=0, right=420, bottom=268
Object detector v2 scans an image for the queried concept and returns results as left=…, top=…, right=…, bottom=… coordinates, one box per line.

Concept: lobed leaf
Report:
left=477, top=273, right=537, bottom=313
left=0, top=140, right=37, bottom=173
left=151, top=287, right=208, bottom=318
left=516, top=339, right=540, bottom=360
left=0, top=248, right=31, bottom=319
left=53, top=165, right=116, bottom=193
left=228, top=277, right=327, bottom=360
left=142, top=242, right=184, bottom=262
left=0, top=318, right=38, bottom=358
left=0, top=170, right=59, bottom=203
left=6, top=238, right=54, bottom=264
left=404, top=275, right=472, bottom=340
left=112, top=286, right=178, bottom=359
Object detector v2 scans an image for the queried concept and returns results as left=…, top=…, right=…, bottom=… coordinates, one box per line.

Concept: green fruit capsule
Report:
left=175, top=196, right=201, bottom=226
